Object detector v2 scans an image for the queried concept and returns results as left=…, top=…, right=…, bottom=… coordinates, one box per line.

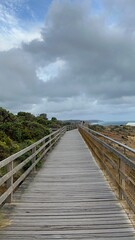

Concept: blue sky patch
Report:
left=17, top=0, right=53, bottom=22
left=91, top=0, right=103, bottom=15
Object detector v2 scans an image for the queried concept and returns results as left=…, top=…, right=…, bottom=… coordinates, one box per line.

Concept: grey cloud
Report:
left=37, top=0, right=135, bottom=101
left=102, top=0, right=135, bottom=31
left=0, top=0, right=135, bottom=119
left=0, top=48, right=46, bottom=109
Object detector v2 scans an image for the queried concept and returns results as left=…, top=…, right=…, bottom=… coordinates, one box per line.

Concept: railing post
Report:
left=6, top=161, right=13, bottom=203
left=118, top=159, right=123, bottom=200
left=122, top=162, right=126, bottom=193
left=59, top=128, right=64, bottom=138
left=32, top=146, right=36, bottom=172
left=119, top=160, right=126, bottom=200
left=63, top=127, right=67, bottom=136
left=49, top=131, right=52, bottom=150
left=42, top=139, right=46, bottom=156
left=101, top=145, right=105, bottom=171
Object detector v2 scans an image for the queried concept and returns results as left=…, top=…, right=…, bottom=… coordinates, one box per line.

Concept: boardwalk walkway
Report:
left=0, top=129, right=135, bottom=239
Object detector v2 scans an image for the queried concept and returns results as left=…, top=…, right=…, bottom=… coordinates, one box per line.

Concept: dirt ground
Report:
left=90, top=125, right=135, bottom=148
left=89, top=125, right=135, bottom=160
left=128, top=136, right=135, bottom=149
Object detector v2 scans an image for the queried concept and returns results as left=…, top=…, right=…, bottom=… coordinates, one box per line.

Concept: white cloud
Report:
left=0, top=1, right=42, bottom=51
left=37, top=58, right=66, bottom=82
left=0, top=26, right=42, bottom=51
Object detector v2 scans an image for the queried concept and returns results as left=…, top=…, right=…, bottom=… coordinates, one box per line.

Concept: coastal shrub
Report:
left=0, top=107, right=63, bottom=162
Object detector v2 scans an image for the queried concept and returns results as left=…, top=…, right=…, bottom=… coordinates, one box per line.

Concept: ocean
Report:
left=92, top=121, right=135, bottom=126
left=100, top=121, right=128, bottom=126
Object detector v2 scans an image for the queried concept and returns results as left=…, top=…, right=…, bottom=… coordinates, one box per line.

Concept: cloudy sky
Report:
left=0, top=0, right=135, bottom=121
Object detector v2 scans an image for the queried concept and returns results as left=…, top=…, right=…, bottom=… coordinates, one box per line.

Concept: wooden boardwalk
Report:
left=0, top=129, right=135, bottom=239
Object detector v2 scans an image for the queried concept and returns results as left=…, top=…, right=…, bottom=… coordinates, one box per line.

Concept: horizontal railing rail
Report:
left=79, top=126, right=135, bottom=213
left=86, top=126, right=135, bottom=155
left=0, top=126, right=67, bottom=206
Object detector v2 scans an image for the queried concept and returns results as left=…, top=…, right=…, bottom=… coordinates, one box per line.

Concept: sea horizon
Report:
left=91, top=120, right=135, bottom=126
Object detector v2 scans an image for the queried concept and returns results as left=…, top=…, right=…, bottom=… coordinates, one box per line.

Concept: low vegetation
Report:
left=0, top=107, right=64, bottom=162
left=89, top=124, right=135, bottom=148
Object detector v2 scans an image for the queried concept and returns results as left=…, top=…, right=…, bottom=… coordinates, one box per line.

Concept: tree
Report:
left=21, top=121, right=50, bottom=140
left=0, top=107, right=15, bottom=123
left=51, top=117, right=57, bottom=121
left=0, top=122, right=23, bottom=142
left=0, top=107, right=63, bottom=161
left=0, top=131, right=19, bottom=160
left=39, top=113, right=48, bottom=120
left=17, top=112, right=36, bottom=122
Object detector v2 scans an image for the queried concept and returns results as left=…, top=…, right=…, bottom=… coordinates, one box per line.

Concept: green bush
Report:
left=0, top=130, right=20, bottom=160
left=0, top=107, right=63, bottom=161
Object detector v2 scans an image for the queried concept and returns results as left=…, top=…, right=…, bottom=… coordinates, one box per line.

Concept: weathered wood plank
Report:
left=0, top=129, right=134, bottom=239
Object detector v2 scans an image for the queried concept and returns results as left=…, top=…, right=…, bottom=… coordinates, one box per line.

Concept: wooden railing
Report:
left=79, top=126, right=135, bottom=213
left=66, top=124, right=77, bottom=131
left=0, top=127, right=66, bottom=206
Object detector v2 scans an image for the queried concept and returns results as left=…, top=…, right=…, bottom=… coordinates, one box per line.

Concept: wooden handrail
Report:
left=0, top=127, right=67, bottom=206
left=83, top=126, right=135, bottom=154
left=79, top=126, right=135, bottom=213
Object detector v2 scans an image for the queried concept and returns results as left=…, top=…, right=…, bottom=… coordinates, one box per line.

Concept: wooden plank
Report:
left=0, top=129, right=135, bottom=240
